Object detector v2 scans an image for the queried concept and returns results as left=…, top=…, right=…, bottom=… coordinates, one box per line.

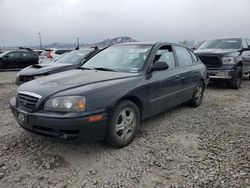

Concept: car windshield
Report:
left=82, top=45, right=152, bottom=72
left=198, top=38, right=242, bottom=50
left=55, top=50, right=91, bottom=64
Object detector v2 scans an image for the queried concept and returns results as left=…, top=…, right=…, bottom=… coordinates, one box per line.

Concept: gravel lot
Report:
left=0, top=71, right=249, bottom=188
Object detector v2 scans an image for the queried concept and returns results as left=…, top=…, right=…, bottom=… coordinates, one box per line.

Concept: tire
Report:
left=188, top=82, right=205, bottom=107
left=106, top=100, right=140, bottom=148
left=228, top=66, right=242, bottom=90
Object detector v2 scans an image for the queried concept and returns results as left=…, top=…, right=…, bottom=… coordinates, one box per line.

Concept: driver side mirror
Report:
left=4, top=54, right=9, bottom=58
left=151, top=61, right=169, bottom=72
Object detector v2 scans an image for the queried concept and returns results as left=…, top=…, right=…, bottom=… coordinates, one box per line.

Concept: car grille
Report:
left=18, top=92, right=41, bottom=110
left=18, top=76, right=34, bottom=83
left=198, top=55, right=222, bottom=68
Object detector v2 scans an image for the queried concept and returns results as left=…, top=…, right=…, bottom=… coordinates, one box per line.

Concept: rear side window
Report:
left=174, top=46, right=193, bottom=66
left=55, top=50, right=71, bottom=55
left=22, top=52, right=36, bottom=58
left=8, top=52, right=21, bottom=58
left=154, top=45, right=176, bottom=69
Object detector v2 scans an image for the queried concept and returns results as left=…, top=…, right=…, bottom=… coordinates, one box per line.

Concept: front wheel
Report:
left=228, top=66, right=242, bottom=90
left=188, top=82, right=205, bottom=107
left=106, top=100, right=140, bottom=148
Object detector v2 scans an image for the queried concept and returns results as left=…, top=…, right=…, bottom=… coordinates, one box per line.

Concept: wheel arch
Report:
left=114, top=95, right=144, bottom=119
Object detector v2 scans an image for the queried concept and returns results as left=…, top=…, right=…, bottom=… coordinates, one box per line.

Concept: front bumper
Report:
left=10, top=97, right=108, bottom=142
left=207, top=69, right=233, bottom=79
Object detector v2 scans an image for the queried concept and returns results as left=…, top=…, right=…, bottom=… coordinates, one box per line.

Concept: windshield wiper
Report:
left=93, top=67, right=118, bottom=72
left=78, top=67, right=95, bottom=70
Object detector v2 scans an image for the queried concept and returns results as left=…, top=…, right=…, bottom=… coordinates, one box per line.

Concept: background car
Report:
left=10, top=42, right=208, bottom=148
left=0, top=50, right=39, bottom=70
left=194, top=38, right=250, bottom=89
left=16, top=48, right=100, bottom=84
left=38, top=48, right=72, bottom=63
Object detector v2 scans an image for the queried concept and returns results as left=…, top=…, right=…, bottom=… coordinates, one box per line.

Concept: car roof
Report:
left=204, top=37, right=243, bottom=41
left=114, top=41, right=190, bottom=49
left=115, top=41, right=157, bottom=46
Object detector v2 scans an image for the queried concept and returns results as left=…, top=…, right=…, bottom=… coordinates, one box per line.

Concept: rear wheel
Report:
left=188, top=82, right=205, bottom=107
left=228, top=66, right=242, bottom=90
left=106, top=100, right=140, bottom=148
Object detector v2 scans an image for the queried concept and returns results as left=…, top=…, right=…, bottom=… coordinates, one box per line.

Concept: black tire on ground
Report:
left=228, top=66, right=242, bottom=90
left=188, top=81, right=205, bottom=107
left=106, top=100, right=140, bottom=148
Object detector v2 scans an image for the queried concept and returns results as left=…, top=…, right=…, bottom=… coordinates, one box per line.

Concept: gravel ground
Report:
left=0, top=71, right=249, bottom=188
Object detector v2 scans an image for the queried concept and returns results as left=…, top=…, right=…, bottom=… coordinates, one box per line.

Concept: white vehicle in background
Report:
left=38, top=48, right=72, bottom=63
left=33, top=50, right=44, bottom=55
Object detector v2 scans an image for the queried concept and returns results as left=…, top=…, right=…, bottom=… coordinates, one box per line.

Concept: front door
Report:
left=4, top=52, right=21, bottom=69
left=147, top=44, right=183, bottom=116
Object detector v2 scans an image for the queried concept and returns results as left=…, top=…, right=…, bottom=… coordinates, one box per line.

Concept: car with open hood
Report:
left=194, top=38, right=250, bottom=89
left=16, top=48, right=99, bottom=84
left=10, top=42, right=208, bottom=148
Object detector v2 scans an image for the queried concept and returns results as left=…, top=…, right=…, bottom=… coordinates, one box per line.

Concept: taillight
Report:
left=47, top=51, right=52, bottom=58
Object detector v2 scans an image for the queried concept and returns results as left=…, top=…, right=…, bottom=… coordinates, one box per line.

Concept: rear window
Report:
left=55, top=50, right=72, bottom=55
left=40, top=51, right=49, bottom=56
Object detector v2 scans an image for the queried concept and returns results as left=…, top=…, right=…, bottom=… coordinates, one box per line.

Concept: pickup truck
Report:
left=194, top=38, right=250, bottom=89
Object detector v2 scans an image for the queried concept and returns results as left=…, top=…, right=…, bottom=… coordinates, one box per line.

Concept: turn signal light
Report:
left=88, top=115, right=103, bottom=122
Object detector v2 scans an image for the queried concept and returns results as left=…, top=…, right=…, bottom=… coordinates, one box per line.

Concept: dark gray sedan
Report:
left=10, top=42, right=208, bottom=148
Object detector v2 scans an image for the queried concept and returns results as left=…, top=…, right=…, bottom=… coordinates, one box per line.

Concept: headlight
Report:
left=44, top=96, right=86, bottom=112
left=34, top=75, right=46, bottom=79
left=222, top=57, right=235, bottom=64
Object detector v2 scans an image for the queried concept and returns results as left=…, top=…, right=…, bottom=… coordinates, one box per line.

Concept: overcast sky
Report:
left=0, top=0, right=250, bottom=46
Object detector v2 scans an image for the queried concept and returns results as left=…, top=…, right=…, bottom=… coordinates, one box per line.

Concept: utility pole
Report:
left=38, top=33, right=42, bottom=50
left=76, top=37, right=80, bottom=48
left=2, top=40, right=4, bottom=49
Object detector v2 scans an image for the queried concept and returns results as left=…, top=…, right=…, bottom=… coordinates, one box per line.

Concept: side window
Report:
left=242, top=40, right=248, bottom=48
left=22, top=52, right=35, bottom=58
left=7, top=52, right=21, bottom=58
left=247, top=40, right=250, bottom=46
left=188, top=49, right=198, bottom=62
left=154, top=45, right=176, bottom=69
left=174, top=46, right=193, bottom=67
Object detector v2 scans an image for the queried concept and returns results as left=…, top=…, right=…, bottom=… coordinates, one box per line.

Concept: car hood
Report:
left=194, top=48, right=239, bottom=56
left=19, top=63, right=74, bottom=75
left=18, top=69, right=139, bottom=97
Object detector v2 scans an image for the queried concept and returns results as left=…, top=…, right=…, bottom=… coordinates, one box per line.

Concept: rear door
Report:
left=147, top=44, right=183, bottom=115
left=21, top=52, right=38, bottom=68
left=173, top=45, right=201, bottom=101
